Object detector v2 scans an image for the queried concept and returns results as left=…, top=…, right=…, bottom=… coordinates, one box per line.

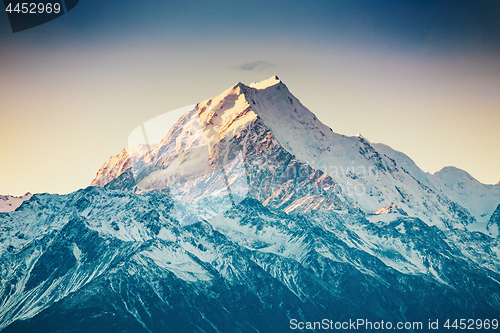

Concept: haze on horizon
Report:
left=1, top=0, right=499, bottom=196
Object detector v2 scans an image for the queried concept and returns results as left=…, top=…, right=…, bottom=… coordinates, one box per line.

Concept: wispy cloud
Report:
left=238, top=61, right=276, bottom=71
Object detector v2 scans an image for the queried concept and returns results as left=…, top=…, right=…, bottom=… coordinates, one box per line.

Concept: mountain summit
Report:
left=92, top=76, right=497, bottom=230
left=248, top=75, right=281, bottom=89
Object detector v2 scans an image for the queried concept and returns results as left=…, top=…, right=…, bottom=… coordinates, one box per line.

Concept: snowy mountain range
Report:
left=1, top=76, right=499, bottom=332
left=92, top=75, right=500, bottom=232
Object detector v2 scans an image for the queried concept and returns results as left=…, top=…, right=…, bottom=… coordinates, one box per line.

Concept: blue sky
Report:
left=1, top=0, right=499, bottom=195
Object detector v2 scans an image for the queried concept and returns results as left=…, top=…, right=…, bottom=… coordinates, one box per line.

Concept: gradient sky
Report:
left=1, top=0, right=499, bottom=196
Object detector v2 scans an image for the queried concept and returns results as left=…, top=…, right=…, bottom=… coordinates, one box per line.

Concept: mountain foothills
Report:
left=1, top=76, right=500, bottom=332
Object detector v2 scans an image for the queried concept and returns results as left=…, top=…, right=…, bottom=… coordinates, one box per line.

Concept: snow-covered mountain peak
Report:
left=91, top=144, right=158, bottom=187
left=434, top=166, right=476, bottom=181
left=91, top=76, right=492, bottom=229
left=193, top=82, right=257, bottom=143
left=430, top=165, right=500, bottom=226
left=0, top=192, right=33, bottom=213
left=248, top=75, right=281, bottom=89
left=172, top=75, right=340, bottom=158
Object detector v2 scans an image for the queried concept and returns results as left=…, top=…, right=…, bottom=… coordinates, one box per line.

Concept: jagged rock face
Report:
left=372, top=202, right=408, bottom=215
left=91, top=144, right=156, bottom=187
left=1, top=188, right=500, bottom=332
left=488, top=204, right=500, bottom=235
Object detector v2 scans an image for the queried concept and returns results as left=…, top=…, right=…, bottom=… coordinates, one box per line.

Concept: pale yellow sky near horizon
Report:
left=1, top=38, right=499, bottom=196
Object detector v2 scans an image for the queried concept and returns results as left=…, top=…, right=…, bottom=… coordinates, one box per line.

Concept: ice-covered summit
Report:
left=91, top=76, right=498, bottom=230
left=248, top=75, right=281, bottom=89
